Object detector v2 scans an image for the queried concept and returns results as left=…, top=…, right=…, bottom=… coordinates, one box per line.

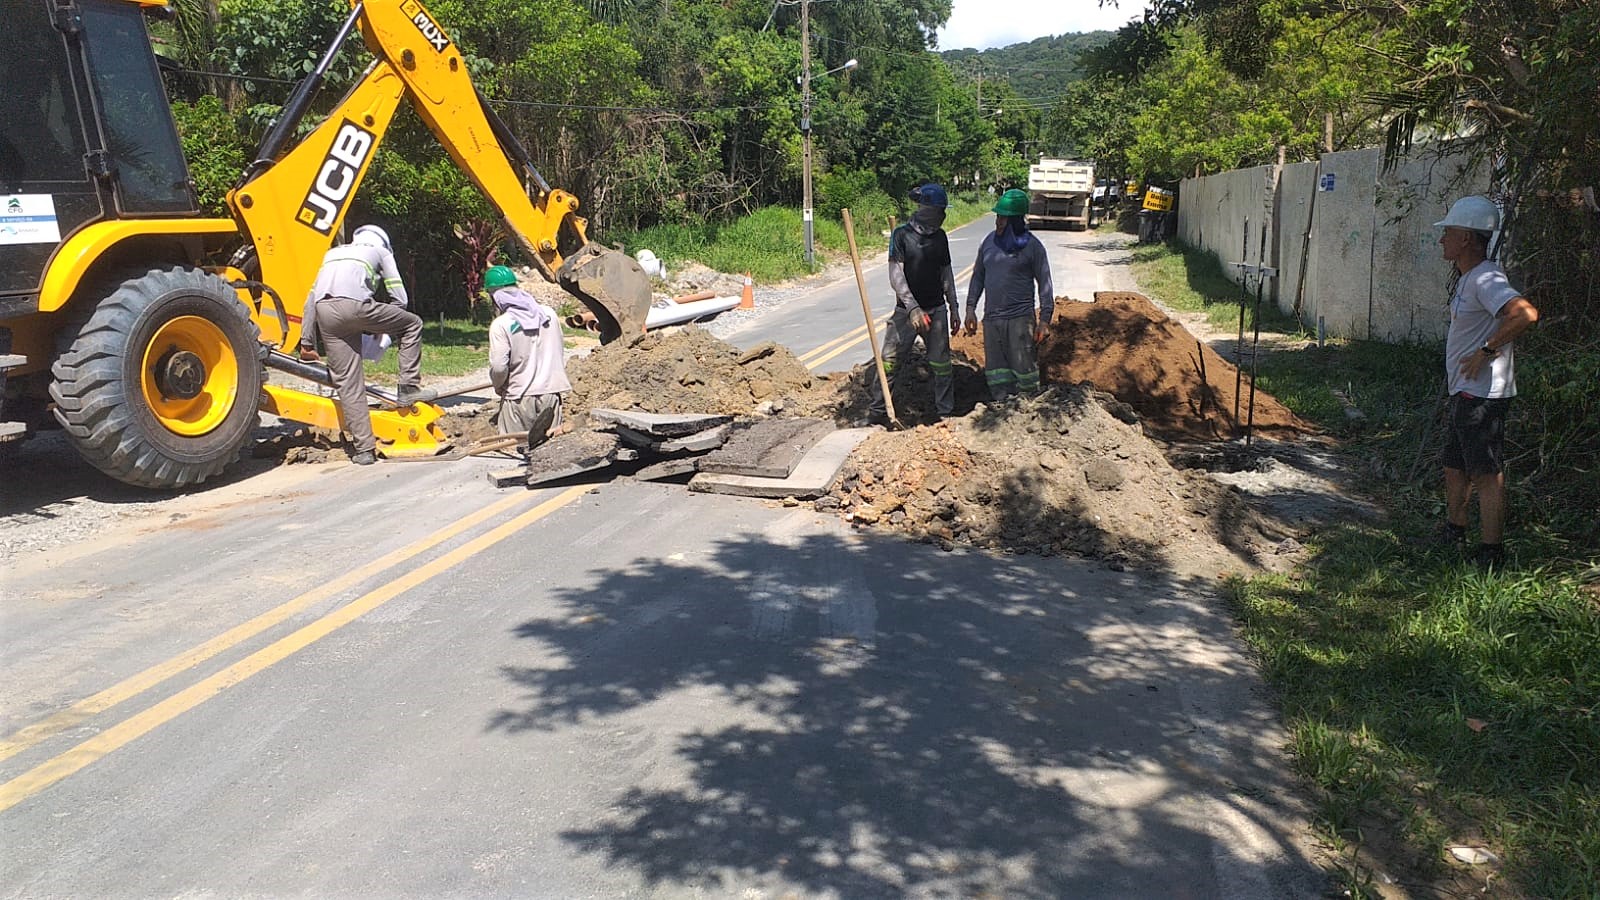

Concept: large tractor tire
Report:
left=50, top=267, right=263, bottom=489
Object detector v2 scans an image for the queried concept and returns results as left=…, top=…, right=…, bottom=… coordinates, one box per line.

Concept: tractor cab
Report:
left=1, top=0, right=199, bottom=306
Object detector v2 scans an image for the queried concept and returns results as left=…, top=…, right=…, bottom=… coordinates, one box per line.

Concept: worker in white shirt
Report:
left=483, top=265, right=571, bottom=447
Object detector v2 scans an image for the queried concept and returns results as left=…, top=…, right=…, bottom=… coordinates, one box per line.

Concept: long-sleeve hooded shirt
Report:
left=488, top=287, right=571, bottom=400
left=965, top=230, right=1053, bottom=323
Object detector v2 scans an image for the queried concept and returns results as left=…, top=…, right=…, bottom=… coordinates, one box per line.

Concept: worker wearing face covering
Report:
left=865, top=183, right=961, bottom=423
left=964, top=188, right=1054, bottom=400
left=484, top=266, right=572, bottom=448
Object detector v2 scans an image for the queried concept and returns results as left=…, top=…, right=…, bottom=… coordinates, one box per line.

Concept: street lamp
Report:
left=801, top=57, right=857, bottom=267
left=800, top=0, right=857, bottom=266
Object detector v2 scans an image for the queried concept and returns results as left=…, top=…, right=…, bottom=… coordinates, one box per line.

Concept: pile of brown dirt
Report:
left=824, top=384, right=1290, bottom=575
left=951, top=291, right=1313, bottom=442
left=565, top=327, right=842, bottom=418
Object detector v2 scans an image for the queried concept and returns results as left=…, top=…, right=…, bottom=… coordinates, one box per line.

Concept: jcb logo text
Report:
left=296, top=120, right=375, bottom=235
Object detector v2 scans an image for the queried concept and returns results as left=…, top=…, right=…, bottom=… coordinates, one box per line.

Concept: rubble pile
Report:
left=565, top=327, right=839, bottom=419
left=823, top=384, right=1286, bottom=574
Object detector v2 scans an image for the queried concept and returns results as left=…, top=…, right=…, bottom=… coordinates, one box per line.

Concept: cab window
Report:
left=78, top=1, right=196, bottom=213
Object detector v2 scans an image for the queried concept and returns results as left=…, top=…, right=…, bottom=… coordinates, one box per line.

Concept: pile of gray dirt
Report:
left=565, top=327, right=843, bottom=419
left=821, top=383, right=1296, bottom=576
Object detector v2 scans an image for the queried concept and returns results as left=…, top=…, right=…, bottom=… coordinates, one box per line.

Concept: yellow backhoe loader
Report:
left=0, top=0, right=652, bottom=488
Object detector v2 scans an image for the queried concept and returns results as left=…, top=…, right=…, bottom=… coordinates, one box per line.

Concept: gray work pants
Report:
left=315, top=298, right=423, bottom=453
left=496, top=393, right=563, bottom=448
left=869, top=305, right=954, bottom=416
left=981, top=314, right=1039, bottom=400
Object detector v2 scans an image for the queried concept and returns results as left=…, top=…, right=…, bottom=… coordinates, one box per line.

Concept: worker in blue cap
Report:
left=864, top=183, right=960, bottom=423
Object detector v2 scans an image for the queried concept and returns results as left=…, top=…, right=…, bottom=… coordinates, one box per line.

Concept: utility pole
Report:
left=801, top=0, right=815, bottom=267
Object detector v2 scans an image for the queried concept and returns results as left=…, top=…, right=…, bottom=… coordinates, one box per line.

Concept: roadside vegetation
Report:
left=1131, top=240, right=1600, bottom=897
left=616, top=194, right=991, bottom=283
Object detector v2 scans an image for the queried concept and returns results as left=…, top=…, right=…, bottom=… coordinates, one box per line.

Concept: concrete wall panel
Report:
left=1174, top=145, right=1477, bottom=343
left=1274, top=161, right=1318, bottom=318
left=1307, top=148, right=1381, bottom=339
left=1369, top=153, right=1490, bottom=341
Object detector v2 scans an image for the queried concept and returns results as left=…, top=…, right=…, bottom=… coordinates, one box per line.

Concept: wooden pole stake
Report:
left=841, top=208, right=897, bottom=426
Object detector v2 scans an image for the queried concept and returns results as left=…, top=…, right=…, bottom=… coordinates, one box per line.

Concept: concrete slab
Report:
left=689, top=427, right=871, bottom=499
left=485, top=467, right=528, bottom=489
left=613, top=423, right=732, bottom=454
left=630, top=457, right=700, bottom=482
left=588, top=408, right=733, bottom=437
left=697, top=417, right=833, bottom=478
left=525, top=429, right=620, bottom=487
left=654, top=423, right=732, bottom=453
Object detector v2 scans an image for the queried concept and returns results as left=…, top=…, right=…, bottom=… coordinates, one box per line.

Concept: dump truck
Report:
left=1025, top=158, right=1095, bottom=230
left=0, top=0, right=652, bottom=488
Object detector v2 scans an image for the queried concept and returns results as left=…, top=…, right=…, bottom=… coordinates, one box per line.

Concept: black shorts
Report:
left=1441, top=394, right=1510, bottom=476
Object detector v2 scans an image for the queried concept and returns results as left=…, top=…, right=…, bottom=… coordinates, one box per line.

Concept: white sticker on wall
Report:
left=1, top=194, right=62, bottom=245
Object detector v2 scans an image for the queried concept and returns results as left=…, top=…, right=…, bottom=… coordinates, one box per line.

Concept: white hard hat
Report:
left=1434, top=196, right=1499, bottom=234
left=352, top=224, right=392, bottom=251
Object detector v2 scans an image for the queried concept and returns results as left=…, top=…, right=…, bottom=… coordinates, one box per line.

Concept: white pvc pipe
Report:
left=644, top=295, right=740, bottom=329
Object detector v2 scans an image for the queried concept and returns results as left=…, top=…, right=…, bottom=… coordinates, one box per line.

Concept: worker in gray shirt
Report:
left=298, top=224, right=424, bottom=465
left=484, top=265, right=571, bottom=449
left=963, top=189, right=1054, bottom=400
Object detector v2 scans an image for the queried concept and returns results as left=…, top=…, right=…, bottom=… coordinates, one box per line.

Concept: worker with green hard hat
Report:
left=962, top=188, right=1054, bottom=400
left=483, top=264, right=572, bottom=449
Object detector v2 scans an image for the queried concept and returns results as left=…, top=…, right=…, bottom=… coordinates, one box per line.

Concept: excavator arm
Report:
left=226, top=0, right=651, bottom=347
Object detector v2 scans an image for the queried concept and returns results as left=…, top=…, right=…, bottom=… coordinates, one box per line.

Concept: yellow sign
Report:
left=1142, top=186, right=1174, bottom=212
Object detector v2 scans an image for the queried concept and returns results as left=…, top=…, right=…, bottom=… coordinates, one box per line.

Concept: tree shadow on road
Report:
left=489, top=525, right=1326, bottom=897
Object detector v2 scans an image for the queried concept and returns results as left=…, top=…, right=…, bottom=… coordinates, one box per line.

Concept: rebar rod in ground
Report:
left=1234, top=219, right=1249, bottom=430
left=1245, top=220, right=1270, bottom=448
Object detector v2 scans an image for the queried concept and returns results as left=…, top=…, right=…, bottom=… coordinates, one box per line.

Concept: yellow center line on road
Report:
left=0, top=484, right=592, bottom=815
left=799, top=263, right=977, bottom=372
left=0, top=490, right=538, bottom=765
left=798, top=317, right=887, bottom=368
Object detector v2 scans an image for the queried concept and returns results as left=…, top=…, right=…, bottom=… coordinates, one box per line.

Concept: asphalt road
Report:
left=0, top=227, right=1323, bottom=898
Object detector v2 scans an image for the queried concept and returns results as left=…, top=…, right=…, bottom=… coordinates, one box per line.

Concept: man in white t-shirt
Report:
left=1433, top=196, right=1539, bottom=568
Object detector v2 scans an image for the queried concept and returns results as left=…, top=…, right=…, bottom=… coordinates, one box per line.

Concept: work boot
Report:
left=395, top=384, right=425, bottom=407
left=1472, top=543, right=1505, bottom=570
left=1410, top=522, right=1467, bottom=551
left=350, top=449, right=377, bottom=466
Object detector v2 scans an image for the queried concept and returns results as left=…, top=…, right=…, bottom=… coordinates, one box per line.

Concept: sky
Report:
left=937, top=0, right=1143, bottom=51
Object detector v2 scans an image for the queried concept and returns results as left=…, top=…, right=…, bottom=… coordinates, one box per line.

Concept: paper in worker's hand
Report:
left=360, top=333, right=392, bottom=362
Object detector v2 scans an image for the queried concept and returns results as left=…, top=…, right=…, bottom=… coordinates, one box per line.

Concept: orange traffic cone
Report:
left=740, top=272, right=754, bottom=309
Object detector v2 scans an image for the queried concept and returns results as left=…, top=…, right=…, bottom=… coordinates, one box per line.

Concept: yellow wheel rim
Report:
left=139, top=315, right=240, bottom=437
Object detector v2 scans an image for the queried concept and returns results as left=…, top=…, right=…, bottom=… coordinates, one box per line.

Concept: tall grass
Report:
left=1128, top=241, right=1304, bottom=333
left=615, top=193, right=992, bottom=283
left=1230, top=539, right=1600, bottom=897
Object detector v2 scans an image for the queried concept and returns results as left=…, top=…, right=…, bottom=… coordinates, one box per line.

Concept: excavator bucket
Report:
left=556, top=243, right=653, bottom=344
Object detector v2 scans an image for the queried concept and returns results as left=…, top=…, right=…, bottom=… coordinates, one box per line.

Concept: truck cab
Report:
left=1025, top=158, right=1095, bottom=230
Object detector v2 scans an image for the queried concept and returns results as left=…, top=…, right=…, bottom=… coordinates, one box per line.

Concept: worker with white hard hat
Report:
left=299, top=223, right=425, bottom=465
left=1430, top=196, right=1539, bottom=568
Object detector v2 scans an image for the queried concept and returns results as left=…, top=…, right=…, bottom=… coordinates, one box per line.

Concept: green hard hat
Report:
left=484, top=265, right=517, bottom=289
left=992, top=188, right=1030, bottom=217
